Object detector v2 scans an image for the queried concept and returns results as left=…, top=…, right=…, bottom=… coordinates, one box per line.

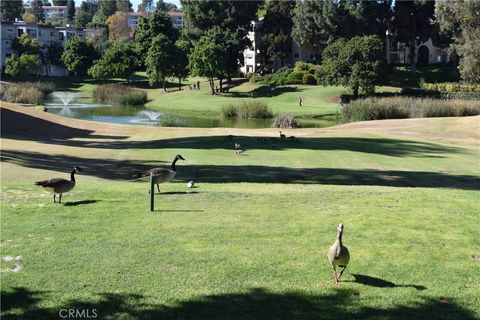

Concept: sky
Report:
left=130, top=0, right=182, bottom=12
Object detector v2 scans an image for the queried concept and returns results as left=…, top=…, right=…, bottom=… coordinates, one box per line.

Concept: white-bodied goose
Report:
left=132, top=154, right=185, bottom=193
left=35, top=167, right=83, bottom=203
left=327, top=223, right=350, bottom=285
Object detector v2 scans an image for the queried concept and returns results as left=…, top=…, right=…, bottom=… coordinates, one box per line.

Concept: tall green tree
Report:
left=394, top=0, right=435, bottom=72
left=145, top=34, right=174, bottom=90
left=259, top=1, right=295, bottom=68
left=188, top=26, right=233, bottom=94
left=134, top=5, right=178, bottom=65
left=52, top=0, right=67, bottom=5
left=116, top=0, right=132, bottom=12
left=92, top=0, right=117, bottom=24
left=181, top=0, right=261, bottom=77
left=66, top=0, right=75, bottom=23
left=88, top=37, right=138, bottom=82
left=318, top=35, right=385, bottom=98
left=172, top=36, right=190, bottom=91
left=12, top=34, right=43, bottom=55
left=293, top=0, right=393, bottom=55
left=1, top=0, right=24, bottom=21
left=31, top=0, right=45, bottom=23
left=61, top=36, right=98, bottom=75
left=5, top=54, right=42, bottom=76
left=74, top=0, right=98, bottom=27
left=435, top=0, right=480, bottom=83
left=40, top=41, right=64, bottom=75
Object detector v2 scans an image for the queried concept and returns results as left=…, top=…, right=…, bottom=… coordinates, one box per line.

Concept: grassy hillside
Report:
left=1, top=104, right=479, bottom=319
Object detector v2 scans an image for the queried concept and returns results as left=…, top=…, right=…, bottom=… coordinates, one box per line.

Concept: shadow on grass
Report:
left=1, top=110, right=463, bottom=159
left=63, top=200, right=100, bottom=206
left=346, top=274, right=427, bottom=291
left=1, top=150, right=479, bottom=190
left=1, top=287, right=476, bottom=320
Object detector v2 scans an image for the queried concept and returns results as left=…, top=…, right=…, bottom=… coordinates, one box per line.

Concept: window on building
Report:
left=59, top=33, right=64, bottom=41
left=18, top=29, right=24, bottom=36
left=247, top=54, right=253, bottom=59
left=294, top=53, right=299, bottom=58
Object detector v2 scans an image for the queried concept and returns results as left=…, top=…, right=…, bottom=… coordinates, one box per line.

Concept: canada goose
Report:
left=234, top=142, right=242, bottom=150
left=187, top=180, right=195, bottom=188
left=279, top=131, right=286, bottom=140
left=35, top=167, right=83, bottom=203
left=132, top=154, right=185, bottom=193
left=327, top=223, right=350, bottom=285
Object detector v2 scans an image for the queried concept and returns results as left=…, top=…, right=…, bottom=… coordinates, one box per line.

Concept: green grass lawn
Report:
left=1, top=105, right=479, bottom=319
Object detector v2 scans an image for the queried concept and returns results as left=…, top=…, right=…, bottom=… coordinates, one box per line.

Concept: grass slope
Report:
left=1, top=104, right=479, bottom=320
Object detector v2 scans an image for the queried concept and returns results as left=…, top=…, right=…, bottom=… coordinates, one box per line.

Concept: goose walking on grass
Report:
left=35, top=167, right=83, bottom=203
left=279, top=131, right=286, bottom=140
left=132, top=154, right=185, bottom=193
left=327, top=223, right=350, bottom=285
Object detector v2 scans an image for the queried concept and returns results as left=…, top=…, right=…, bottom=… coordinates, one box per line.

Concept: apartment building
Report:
left=1, top=21, right=85, bottom=76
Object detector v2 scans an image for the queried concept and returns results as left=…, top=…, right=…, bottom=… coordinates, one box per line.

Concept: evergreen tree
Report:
left=31, top=0, right=45, bottom=23
left=145, top=34, right=175, bottom=90
left=62, top=36, right=99, bottom=75
left=134, top=5, right=178, bottom=66
left=436, top=0, right=480, bottom=83
left=394, top=0, right=435, bottom=72
left=66, top=0, right=75, bottom=23
left=1, top=0, right=24, bottom=22
left=88, top=37, right=138, bottom=82
left=74, top=0, right=98, bottom=27
left=116, top=0, right=132, bottom=12
left=92, top=0, right=117, bottom=24
left=259, top=1, right=295, bottom=68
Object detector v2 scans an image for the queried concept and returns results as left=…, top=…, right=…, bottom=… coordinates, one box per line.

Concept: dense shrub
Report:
left=343, top=97, right=480, bottom=122
left=421, top=82, right=480, bottom=93
left=287, top=71, right=306, bottom=84
left=0, top=81, right=55, bottom=104
left=271, top=114, right=300, bottom=128
left=221, top=100, right=272, bottom=119
left=93, top=84, right=147, bottom=106
left=302, top=73, right=317, bottom=85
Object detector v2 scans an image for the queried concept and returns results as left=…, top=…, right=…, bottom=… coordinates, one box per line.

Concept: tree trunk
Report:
left=219, top=78, right=223, bottom=93
left=352, top=85, right=359, bottom=99
left=163, top=77, right=167, bottom=92
left=178, top=77, right=181, bottom=91
left=209, top=78, right=215, bottom=95
left=410, top=16, right=417, bottom=73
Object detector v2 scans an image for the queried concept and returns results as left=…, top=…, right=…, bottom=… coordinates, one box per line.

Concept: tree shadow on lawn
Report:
left=1, top=287, right=476, bottom=320
left=1, top=150, right=479, bottom=190
left=0, top=107, right=129, bottom=141
left=0, top=106, right=467, bottom=160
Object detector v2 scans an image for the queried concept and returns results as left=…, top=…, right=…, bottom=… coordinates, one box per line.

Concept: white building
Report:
left=23, top=5, right=81, bottom=22
left=1, top=21, right=85, bottom=76
left=241, top=19, right=453, bottom=76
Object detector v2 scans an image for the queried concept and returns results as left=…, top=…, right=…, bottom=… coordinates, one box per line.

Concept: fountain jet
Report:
left=54, top=91, right=79, bottom=107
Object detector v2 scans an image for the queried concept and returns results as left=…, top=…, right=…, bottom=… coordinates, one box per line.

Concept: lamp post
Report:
left=385, top=29, right=391, bottom=64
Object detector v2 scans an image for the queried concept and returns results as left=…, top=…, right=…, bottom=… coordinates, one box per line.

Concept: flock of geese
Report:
left=33, top=132, right=350, bottom=285
left=227, top=131, right=298, bottom=155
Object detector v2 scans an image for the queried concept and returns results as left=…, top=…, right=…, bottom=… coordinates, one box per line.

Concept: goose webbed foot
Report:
left=53, top=194, right=56, bottom=203
left=338, top=266, right=347, bottom=280
left=59, top=194, right=62, bottom=204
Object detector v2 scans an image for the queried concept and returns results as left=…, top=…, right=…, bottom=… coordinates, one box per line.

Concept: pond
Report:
left=44, top=92, right=335, bottom=129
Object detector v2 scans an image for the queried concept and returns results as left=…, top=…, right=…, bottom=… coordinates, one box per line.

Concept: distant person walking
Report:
left=197, top=81, right=200, bottom=90
left=298, top=96, right=303, bottom=107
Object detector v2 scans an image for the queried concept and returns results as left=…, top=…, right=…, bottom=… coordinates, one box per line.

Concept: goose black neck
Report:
left=171, top=157, right=179, bottom=171
left=336, top=231, right=343, bottom=241
left=70, top=169, right=76, bottom=182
